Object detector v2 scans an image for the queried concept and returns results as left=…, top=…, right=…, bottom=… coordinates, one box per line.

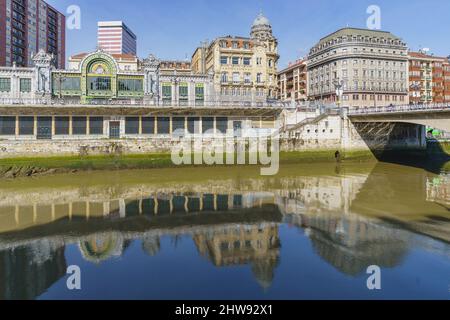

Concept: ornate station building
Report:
left=0, top=49, right=279, bottom=156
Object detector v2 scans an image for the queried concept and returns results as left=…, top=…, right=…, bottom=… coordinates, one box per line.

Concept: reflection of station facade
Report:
left=194, top=223, right=280, bottom=289
left=0, top=170, right=449, bottom=299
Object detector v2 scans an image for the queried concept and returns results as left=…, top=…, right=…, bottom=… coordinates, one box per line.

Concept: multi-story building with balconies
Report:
left=408, top=51, right=450, bottom=104
left=445, top=58, right=450, bottom=103
left=307, top=28, right=409, bottom=109
left=0, top=0, right=65, bottom=69
left=191, top=12, right=279, bottom=103
left=277, top=59, right=307, bottom=103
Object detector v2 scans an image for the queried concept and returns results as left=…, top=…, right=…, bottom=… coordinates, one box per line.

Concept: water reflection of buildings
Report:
left=0, top=239, right=66, bottom=300
left=194, top=223, right=280, bottom=289
left=0, top=167, right=448, bottom=299
left=427, top=173, right=450, bottom=207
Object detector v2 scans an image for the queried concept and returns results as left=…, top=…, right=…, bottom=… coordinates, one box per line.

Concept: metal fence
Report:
left=348, top=103, right=450, bottom=115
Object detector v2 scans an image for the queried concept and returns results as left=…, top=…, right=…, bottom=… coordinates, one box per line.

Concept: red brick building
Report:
left=408, top=51, right=450, bottom=104
left=277, top=59, right=307, bottom=102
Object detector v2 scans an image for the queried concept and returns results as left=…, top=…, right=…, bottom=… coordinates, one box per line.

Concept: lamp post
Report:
left=333, top=78, right=344, bottom=108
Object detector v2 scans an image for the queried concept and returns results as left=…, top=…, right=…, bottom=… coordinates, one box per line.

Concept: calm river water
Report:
left=0, top=161, right=449, bottom=300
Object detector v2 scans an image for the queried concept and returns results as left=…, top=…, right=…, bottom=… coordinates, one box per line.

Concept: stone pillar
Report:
left=155, top=117, right=158, bottom=135
left=139, top=116, right=142, bottom=134
left=33, top=116, right=37, bottom=137
left=119, top=199, right=126, bottom=218
left=103, top=202, right=110, bottom=217
left=69, top=116, right=73, bottom=135
left=86, top=117, right=90, bottom=135
left=51, top=116, right=55, bottom=135
left=15, top=116, right=19, bottom=136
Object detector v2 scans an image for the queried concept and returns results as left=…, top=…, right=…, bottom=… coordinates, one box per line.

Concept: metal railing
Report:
left=348, top=103, right=450, bottom=115
left=0, top=97, right=287, bottom=108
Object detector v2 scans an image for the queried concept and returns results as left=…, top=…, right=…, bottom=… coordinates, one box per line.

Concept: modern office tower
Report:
left=97, top=21, right=137, bottom=55
left=0, top=0, right=65, bottom=68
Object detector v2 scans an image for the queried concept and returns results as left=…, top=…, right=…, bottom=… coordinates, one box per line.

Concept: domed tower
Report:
left=250, top=12, right=274, bottom=41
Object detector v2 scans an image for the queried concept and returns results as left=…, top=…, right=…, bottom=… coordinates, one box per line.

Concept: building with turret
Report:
left=191, top=12, right=279, bottom=102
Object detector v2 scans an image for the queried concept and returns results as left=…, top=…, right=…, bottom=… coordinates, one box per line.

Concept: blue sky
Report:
left=47, top=0, right=450, bottom=68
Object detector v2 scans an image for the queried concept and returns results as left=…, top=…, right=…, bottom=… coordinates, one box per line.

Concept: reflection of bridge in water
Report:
left=0, top=163, right=448, bottom=299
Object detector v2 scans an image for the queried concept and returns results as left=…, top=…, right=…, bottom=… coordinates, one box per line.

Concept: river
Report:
left=0, top=161, right=448, bottom=300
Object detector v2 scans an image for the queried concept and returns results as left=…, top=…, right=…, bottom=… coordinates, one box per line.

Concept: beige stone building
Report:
left=192, top=13, right=279, bottom=103
left=307, top=28, right=409, bottom=109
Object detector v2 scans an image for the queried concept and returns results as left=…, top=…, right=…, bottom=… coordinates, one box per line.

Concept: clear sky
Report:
left=47, top=0, right=450, bottom=68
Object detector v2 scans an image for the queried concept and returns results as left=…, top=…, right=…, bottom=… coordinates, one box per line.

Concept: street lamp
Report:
left=333, top=78, right=344, bottom=108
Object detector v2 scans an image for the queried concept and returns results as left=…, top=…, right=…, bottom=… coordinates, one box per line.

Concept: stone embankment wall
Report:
left=0, top=115, right=427, bottom=159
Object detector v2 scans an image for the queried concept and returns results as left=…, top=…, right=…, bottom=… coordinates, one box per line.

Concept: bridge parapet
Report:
left=348, top=103, right=450, bottom=116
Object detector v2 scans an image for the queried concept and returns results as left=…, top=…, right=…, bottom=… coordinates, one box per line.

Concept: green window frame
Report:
left=162, top=84, right=172, bottom=100
left=179, top=83, right=188, bottom=100
left=118, top=79, right=143, bottom=92
left=88, top=77, right=111, bottom=91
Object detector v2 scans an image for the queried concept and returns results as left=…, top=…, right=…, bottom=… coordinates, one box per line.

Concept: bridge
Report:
left=348, top=103, right=450, bottom=132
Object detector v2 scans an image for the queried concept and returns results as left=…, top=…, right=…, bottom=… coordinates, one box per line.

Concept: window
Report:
left=216, top=117, right=228, bottom=133
left=118, top=79, right=143, bottom=92
left=72, top=117, right=87, bottom=135
left=0, top=78, right=11, bottom=92
left=256, top=73, right=262, bottom=83
left=232, top=72, right=240, bottom=83
left=88, top=77, right=111, bottom=91
left=232, top=57, right=239, bottom=65
left=19, top=116, right=34, bottom=135
left=221, top=72, right=228, bottom=83
left=243, top=57, right=251, bottom=65
left=89, top=117, right=103, bottom=135
left=55, top=116, right=69, bottom=135
left=187, top=117, right=200, bottom=134
left=244, top=73, right=251, bottom=83
left=52, top=77, right=80, bottom=92
left=172, top=117, right=185, bottom=133
left=162, top=84, right=172, bottom=100
left=142, top=117, right=155, bottom=134
left=179, top=83, right=188, bottom=100
left=195, top=84, right=204, bottom=102
left=220, top=56, right=228, bottom=65
left=157, top=117, right=170, bottom=134
left=202, top=117, right=214, bottom=133
left=20, top=78, right=31, bottom=92
left=125, top=117, right=139, bottom=134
